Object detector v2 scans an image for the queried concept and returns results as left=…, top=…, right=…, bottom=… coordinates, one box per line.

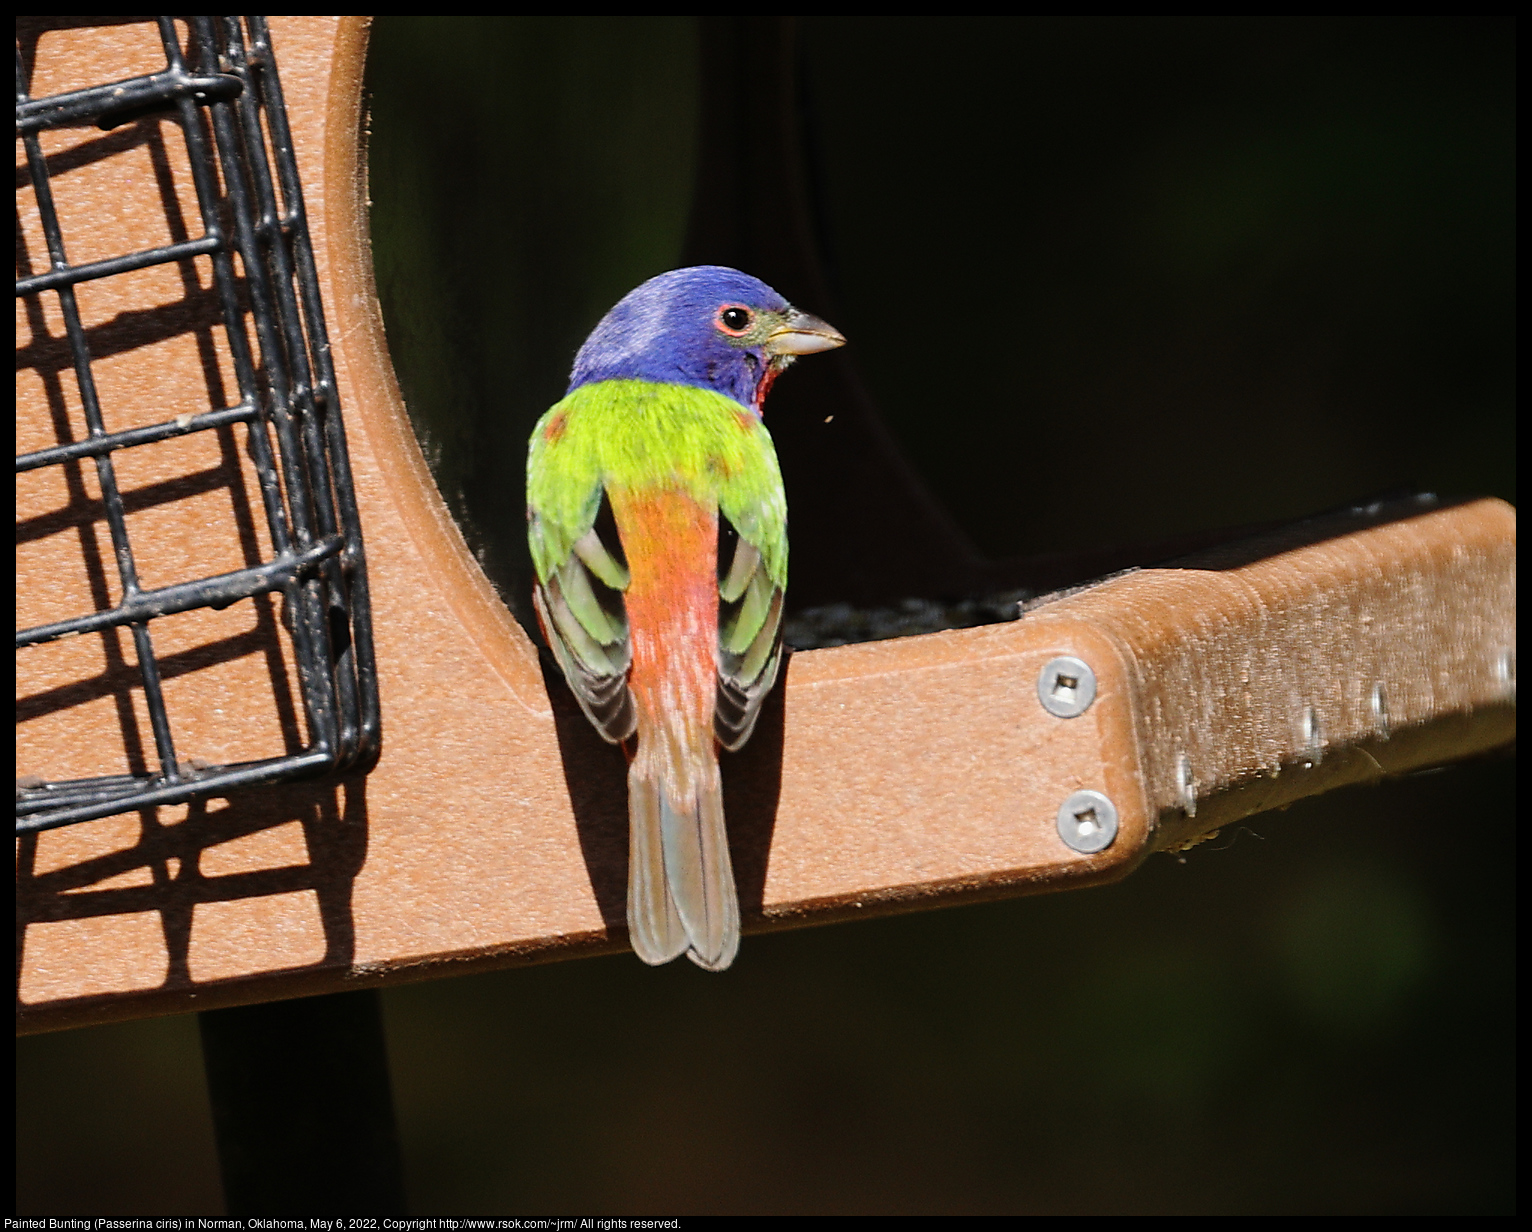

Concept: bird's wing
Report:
left=528, top=429, right=635, bottom=744
left=715, top=438, right=788, bottom=752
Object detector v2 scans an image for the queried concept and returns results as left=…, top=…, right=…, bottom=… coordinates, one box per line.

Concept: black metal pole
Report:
left=199, top=989, right=407, bottom=1215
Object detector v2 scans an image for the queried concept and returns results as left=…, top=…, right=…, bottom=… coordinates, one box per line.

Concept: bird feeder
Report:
left=16, top=16, right=1515, bottom=1039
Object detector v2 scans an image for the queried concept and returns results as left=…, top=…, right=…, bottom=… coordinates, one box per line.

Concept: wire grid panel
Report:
left=16, top=16, right=379, bottom=835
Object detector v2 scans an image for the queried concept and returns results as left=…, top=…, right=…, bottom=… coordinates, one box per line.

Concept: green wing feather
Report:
left=527, top=379, right=787, bottom=748
left=530, top=498, right=635, bottom=742
left=715, top=517, right=785, bottom=750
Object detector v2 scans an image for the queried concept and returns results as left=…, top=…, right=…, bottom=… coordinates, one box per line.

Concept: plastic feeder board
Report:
left=16, top=18, right=1516, bottom=1036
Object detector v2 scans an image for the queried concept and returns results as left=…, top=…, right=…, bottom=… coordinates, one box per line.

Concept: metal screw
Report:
left=1177, top=753, right=1196, bottom=817
left=1371, top=683, right=1390, bottom=738
left=1038, top=655, right=1097, bottom=718
left=1057, top=789, right=1119, bottom=854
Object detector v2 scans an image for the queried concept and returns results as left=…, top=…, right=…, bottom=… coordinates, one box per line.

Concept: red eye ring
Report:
left=716, top=304, right=753, bottom=336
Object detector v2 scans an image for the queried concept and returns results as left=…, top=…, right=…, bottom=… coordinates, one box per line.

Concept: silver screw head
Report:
left=1038, top=655, right=1097, bottom=718
left=1057, top=789, right=1119, bottom=854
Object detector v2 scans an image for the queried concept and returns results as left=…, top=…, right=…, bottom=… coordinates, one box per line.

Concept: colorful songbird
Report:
left=526, top=266, right=845, bottom=970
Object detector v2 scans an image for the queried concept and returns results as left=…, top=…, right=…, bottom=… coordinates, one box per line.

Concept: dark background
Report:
left=17, top=17, right=1515, bottom=1214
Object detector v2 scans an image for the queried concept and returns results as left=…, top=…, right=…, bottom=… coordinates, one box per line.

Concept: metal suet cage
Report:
left=16, top=16, right=378, bottom=835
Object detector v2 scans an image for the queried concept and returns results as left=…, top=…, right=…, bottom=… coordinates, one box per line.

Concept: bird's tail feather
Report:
left=627, top=758, right=739, bottom=971
left=627, top=769, right=688, bottom=965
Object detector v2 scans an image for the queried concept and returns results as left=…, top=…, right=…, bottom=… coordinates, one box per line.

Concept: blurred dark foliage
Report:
left=16, top=16, right=1513, bottom=1215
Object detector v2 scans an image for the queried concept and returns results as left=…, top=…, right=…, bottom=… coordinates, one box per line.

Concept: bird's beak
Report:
left=764, top=309, right=846, bottom=356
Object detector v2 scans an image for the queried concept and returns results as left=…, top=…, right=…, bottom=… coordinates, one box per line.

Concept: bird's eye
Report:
left=718, top=305, right=753, bottom=334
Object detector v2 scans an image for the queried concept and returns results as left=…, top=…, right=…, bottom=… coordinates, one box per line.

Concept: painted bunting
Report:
left=526, top=266, right=845, bottom=970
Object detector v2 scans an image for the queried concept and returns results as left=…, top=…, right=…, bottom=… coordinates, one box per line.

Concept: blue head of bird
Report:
left=568, top=265, right=845, bottom=414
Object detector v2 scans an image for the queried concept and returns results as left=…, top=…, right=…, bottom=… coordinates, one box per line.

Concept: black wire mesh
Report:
left=16, top=16, right=378, bottom=835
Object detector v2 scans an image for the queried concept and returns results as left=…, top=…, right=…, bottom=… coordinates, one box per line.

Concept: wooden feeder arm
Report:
left=14, top=19, right=1515, bottom=1035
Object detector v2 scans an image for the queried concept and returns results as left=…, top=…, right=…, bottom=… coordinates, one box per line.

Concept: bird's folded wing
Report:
left=530, top=493, right=636, bottom=743
left=715, top=510, right=785, bottom=751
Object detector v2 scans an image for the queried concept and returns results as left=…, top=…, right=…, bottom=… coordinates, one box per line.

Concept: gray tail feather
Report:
left=627, top=770, right=688, bottom=965
left=627, top=763, right=739, bottom=971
